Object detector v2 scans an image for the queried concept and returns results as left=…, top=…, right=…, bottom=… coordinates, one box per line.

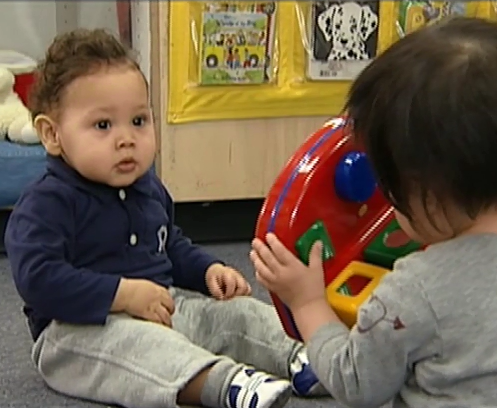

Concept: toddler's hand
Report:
left=112, top=278, right=175, bottom=327
left=206, top=264, right=252, bottom=300
left=251, top=233, right=326, bottom=312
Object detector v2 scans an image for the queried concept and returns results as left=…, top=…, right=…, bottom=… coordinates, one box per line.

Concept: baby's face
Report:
left=55, top=65, right=156, bottom=187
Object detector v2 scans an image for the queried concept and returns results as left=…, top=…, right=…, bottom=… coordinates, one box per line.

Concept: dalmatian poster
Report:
left=307, top=1, right=379, bottom=81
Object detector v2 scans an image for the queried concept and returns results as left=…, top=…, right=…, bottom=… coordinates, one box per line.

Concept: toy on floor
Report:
left=255, top=117, right=423, bottom=340
left=0, top=67, right=38, bottom=144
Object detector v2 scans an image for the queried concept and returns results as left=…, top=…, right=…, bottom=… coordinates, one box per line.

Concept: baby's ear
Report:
left=34, top=115, right=62, bottom=156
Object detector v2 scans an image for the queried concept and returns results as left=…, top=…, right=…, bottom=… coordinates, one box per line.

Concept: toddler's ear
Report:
left=34, top=115, right=62, bottom=156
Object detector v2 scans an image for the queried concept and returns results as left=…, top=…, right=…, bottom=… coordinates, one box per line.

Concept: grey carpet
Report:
left=0, top=242, right=341, bottom=408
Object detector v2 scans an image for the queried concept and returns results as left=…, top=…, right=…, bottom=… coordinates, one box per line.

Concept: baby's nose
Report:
left=117, top=132, right=136, bottom=147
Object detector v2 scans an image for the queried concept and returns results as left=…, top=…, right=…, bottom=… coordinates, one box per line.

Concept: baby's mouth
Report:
left=116, top=158, right=137, bottom=173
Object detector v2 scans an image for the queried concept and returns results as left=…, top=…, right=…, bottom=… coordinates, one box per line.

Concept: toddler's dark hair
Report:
left=345, top=17, right=497, bottom=221
left=29, top=28, right=141, bottom=120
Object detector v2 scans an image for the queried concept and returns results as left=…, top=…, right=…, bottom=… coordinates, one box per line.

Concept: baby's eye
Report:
left=132, top=115, right=147, bottom=127
left=95, top=120, right=111, bottom=130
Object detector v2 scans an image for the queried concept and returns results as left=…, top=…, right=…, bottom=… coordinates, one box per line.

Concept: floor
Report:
left=0, top=242, right=343, bottom=408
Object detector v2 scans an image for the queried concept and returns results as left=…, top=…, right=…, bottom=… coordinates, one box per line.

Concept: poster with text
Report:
left=199, top=2, right=276, bottom=85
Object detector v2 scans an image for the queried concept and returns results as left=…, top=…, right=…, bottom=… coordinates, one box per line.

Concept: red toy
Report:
left=255, top=117, right=422, bottom=341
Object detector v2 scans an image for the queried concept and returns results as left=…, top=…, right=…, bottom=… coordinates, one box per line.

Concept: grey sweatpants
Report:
left=32, top=288, right=300, bottom=408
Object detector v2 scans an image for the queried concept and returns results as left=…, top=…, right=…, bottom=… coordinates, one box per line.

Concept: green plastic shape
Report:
left=295, top=220, right=335, bottom=265
left=363, top=218, right=421, bottom=269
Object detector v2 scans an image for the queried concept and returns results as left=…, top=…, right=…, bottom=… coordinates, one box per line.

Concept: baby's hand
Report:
left=206, top=264, right=252, bottom=300
left=112, top=278, right=175, bottom=327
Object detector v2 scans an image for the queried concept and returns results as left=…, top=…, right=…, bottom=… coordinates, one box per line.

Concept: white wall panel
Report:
left=76, top=1, right=119, bottom=36
left=131, top=0, right=150, bottom=82
left=0, top=1, right=135, bottom=61
left=0, top=1, right=57, bottom=59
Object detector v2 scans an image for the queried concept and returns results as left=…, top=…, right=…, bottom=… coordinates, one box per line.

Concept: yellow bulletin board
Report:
left=168, top=1, right=397, bottom=124
left=168, top=1, right=496, bottom=125
left=483, top=0, right=497, bottom=19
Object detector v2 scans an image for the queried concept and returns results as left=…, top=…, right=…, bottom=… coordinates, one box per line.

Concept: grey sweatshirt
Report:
left=307, top=233, right=497, bottom=408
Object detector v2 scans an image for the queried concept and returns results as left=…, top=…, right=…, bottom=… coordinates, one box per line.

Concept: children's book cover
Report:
left=307, top=1, right=380, bottom=81
left=199, top=2, right=276, bottom=86
left=397, top=1, right=467, bottom=37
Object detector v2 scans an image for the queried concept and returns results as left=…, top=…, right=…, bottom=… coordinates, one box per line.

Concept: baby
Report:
left=5, top=29, right=328, bottom=408
left=252, top=16, right=497, bottom=408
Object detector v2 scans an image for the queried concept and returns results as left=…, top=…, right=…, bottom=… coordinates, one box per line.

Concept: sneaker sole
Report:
left=269, top=387, right=293, bottom=408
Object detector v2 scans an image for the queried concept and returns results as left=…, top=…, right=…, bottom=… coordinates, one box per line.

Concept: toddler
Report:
left=251, top=16, right=497, bottom=408
left=5, top=29, right=327, bottom=408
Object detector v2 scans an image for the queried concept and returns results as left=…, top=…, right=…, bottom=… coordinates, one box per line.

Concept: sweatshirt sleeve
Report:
left=306, top=258, right=439, bottom=408
left=154, top=178, right=223, bottom=295
left=5, top=186, right=121, bottom=325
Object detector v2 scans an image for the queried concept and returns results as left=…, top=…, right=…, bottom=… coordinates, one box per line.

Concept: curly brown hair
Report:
left=29, top=28, right=142, bottom=120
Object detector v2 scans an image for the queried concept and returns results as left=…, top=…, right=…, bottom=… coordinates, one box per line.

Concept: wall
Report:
left=0, top=1, right=122, bottom=60
left=0, top=0, right=151, bottom=100
left=0, top=0, right=151, bottom=117
left=130, top=1, right=150, bottom=83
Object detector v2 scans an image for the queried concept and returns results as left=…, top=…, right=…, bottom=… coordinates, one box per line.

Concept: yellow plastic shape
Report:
left=326, top=261, right=390, bottom=328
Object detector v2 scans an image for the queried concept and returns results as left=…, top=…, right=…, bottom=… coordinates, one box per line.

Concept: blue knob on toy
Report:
left=334, top=151, right=377, bottom=203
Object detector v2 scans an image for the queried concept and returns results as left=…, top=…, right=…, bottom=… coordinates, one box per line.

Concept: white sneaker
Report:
left=226, top=366, right=292, bottom=408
